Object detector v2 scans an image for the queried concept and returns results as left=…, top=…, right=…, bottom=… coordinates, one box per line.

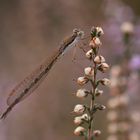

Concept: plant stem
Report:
left=87, top=48, right=98, bottom=140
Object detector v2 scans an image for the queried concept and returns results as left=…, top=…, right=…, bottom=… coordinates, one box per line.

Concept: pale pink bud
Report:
left=93, top=130, right=101, bottom=137
left=96, top=27, right=104, bottom=36
left=107, top=135, right=118, bottom=140
left=107, top=111, right=118, bottom=121
left=81, top=113, right=90, bottom=121
left=107, top=98, right=120, bottom=109
left=100, top=78, right=111, bottom=86
left=89, top=37, right=101, bottom=48
left=129, top=132, right=139, bottom=140
left=77, top=77, right=88, bottom=85
left=100, top=105, right=106, bottom=110
left=73, top=104, right=85, bottom=114
left=98, top=63, right=109, bottom=72
left=84, top=67, right=94, bottom=77
left=95, top=89, right=103, bottom=96
left=121, top=22, right=134, bottom=34
left=86, top=49, right=94, bottom=59
left=108, top=123, right=118, bottom=133
left=74, top=116, right=83, bottom=125
left=76, top=89, right=89, bottom=98
left=108, top=96, right=129, bottom=109
left=94, top=55, right=105, bottom=64
left=118, top=122, right=130, bottom=133
left=74, top=126, right=86, bottom=136
left=130, top=112, right=140, bottom=123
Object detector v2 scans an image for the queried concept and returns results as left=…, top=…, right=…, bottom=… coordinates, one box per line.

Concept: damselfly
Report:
left=1, top=29, right=84, bottom=119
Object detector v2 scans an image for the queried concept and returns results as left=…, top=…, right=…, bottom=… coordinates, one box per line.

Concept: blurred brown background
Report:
left=0, top=0, right=139, bottom=140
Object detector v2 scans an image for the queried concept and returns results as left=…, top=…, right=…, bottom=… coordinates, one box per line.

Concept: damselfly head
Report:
left=73, top=28, right=84, bottom=39
left=73, top=28, right=80, bottom=33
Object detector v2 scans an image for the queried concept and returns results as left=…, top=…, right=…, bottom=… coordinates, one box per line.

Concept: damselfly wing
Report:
left=1, top=29, right=84, bottom=119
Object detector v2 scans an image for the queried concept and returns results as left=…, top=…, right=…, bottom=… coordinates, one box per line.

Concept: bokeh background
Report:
left=0, top=0, right=139, bottom=140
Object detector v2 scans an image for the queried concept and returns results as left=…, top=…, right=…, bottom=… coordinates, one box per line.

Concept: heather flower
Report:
left=98, top=62, right=109, bottom=72
left=72, top=26, right=109, bottom=139
left=121, top=22, right=134, bottom=34
left=95, top=88, right=103, bottom=96
left=96, top=27, right=104, bottom=36
left=84, top=67, right=94, bottom=77
left=86, top=49, right=94, bottom=59
left=94, top=55, right=105, bottom=64
left=108, top=123, right=118, bottom=134
left=107, top=111, right=118, bottom=122
left=81, top=113, right=90, bottom=121
left=89, top=37, right=102, bottom=48
left=74, top=126, right=86, bottom=136
left=75, top=89, right=89, bottom=98
left=93, top=130, right=101, bottom=137
left=73, top=104, right=85, bottom=114
left=74, top=116, right=83, bottom=125
left=100, top=78, right=111, bottom=86
left=107, top=135, right=118, bottom=140
left=77, top=77, right=88, bottom=85
left=129, top=132, right=139, bottom=140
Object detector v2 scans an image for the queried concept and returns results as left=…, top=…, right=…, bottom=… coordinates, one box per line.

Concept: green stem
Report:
left=87, top=48, right=98, bottom=140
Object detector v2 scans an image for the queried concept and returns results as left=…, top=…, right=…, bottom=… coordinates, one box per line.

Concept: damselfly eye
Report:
left=73, top=28, right=79, bottom=33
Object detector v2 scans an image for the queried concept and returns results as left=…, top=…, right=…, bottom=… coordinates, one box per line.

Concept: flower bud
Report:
left=74, top=126, right=86, bottom=136
left=95, top=89, right=103, bottom=96
left=129, top=132, right=139, bottom=140
left=93, top=130, right=101, bottom=137
left=91, top=26, right=104, bottom=37
left=73, top=104, right=85, bottom=114
left=118, top=122, right=130, bottom=133
left=99, top=105, right=106, bottom=110
left=89, top=37, right=101, bottom=48
left=107, top=111, right=118, bottom=121
left=100, top=78, right=111, bottom=86
left=74, top=116, right=83, bottom=125
left=107, top=135, right=118, bottom=140
left=81, top=113, right=90, bottom=121
left=76, top=89, right=89, bottom=98
left=94, top=55, right=105, bottom=64
left=94, top=104, right=106, bottom=110
left=130, top=112, right=140, bottom=123
left=96, top=27, right=104, bottom=36
left=98, top=63, right=109, bottom=72
left=108, top=96, right=129, bottom=109
left=120, top=22, right=134, bottom=34
left=107, top=98, right=119, bottom=109
left=84, top=67, right=94, bottom=77
left=86, top=49, right=94, bottom=59
left=77, top=77, right=88, bottom=85
left=108, top=123, right=118, bottom=134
